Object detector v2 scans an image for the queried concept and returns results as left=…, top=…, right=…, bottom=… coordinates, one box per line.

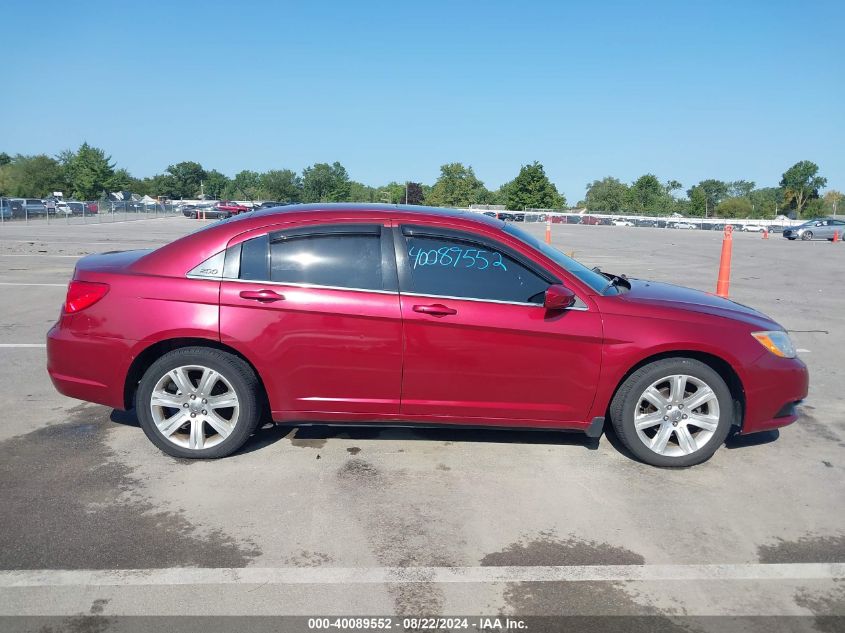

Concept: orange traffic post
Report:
left=545, top=217, right=552, bottom=244
left=834, top=230, right=840, bottom=243
left=762, top=228, right=769, bottom=239
left=715, top=225, right=733, bottom=298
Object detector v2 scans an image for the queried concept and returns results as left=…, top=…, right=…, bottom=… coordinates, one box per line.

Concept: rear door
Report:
left=394, top=223, right=603, bottom=426
left=218, top=221, right=403, bottom=417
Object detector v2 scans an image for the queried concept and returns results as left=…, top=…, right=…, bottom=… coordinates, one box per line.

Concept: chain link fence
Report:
left=0, top=198, right=183, bottom=227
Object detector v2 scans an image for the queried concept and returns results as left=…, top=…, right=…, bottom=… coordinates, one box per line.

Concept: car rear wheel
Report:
left=801, top=231, right=813, bottom=241
left=136, top=347, right=263, bottom=458
left=609, top=358, right=734, bottom=467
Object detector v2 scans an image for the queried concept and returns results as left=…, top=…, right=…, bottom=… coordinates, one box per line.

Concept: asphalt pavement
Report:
left=0, top=216, right=842, bottom=631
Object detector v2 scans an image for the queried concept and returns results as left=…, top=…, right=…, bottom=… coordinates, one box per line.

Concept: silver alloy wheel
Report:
left=149, top=365, right=240, bottom=450
left=633, top=374, right=720, bottom=457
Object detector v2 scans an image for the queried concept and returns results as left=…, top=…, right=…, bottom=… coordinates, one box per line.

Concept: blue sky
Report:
left=1, top=0, right=842, bottom=201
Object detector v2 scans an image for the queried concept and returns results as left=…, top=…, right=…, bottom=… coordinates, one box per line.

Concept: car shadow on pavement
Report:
left=108, top=410, right=601, bottom=456
left=110, top=409, right=140, bottom=427
left=111, top=408, right=780, bottom=460
left=724, top=429, right=780, bottom=449
left=244, top=421, right=602, bottom=455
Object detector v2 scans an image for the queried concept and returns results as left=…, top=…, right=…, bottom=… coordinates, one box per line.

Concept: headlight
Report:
left=751, top=330, right=796, bottom=358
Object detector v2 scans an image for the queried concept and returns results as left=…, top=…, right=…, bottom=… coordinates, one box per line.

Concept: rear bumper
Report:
left=46, top=324, right=133, bottom=410
left=740, top=354, right=809, bottom=434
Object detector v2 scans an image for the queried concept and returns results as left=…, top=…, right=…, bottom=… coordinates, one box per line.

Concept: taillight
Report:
left=64, top=281, right=110, bottom=313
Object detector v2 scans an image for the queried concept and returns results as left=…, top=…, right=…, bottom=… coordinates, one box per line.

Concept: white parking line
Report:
left=0, top=344, right=46, bottom=348
left=0, top=254, right=82, bottom=258
left=0, top=282, right=66, bottom=287
left=0, top=563, right=842, bottom=588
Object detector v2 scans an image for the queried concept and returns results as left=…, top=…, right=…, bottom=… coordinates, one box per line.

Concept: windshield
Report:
left=503, top=223, right=612, bottom=293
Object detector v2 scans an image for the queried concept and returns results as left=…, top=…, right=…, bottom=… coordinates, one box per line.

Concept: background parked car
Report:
left=672, top=222, right=697, bottom=229
left=23, top=199, right=48, bottom=216
left=782, top=218, right=845, bottom=241
left=612, top=219, right=634, bottom=226
left=215, top=201, right=250, bottom=215
left=112, top=201, right=145, bottom=212
left=181, top=204, right=230, bottom=220
left=742, top=225, right=765, bottom=232
left=0, top=199, right=12, bottom=220
left=634, top=219, right=659, bottom=228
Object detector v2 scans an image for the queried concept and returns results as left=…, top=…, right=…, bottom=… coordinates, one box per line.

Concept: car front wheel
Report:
left=801, top=231, right=813, bottom=241
left=135, top=347, right=263, bottom=458
left=609, top=358, right=734, bottom=467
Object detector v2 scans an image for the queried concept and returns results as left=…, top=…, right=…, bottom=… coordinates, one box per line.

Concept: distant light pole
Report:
left=405, top=182, right=408, bottom=205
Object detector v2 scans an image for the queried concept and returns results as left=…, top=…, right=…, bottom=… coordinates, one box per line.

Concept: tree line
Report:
left=0, top=145, right=839, bottom=219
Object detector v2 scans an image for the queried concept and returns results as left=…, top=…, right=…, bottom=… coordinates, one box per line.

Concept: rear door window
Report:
left=234, top=224, right=394, bottom=292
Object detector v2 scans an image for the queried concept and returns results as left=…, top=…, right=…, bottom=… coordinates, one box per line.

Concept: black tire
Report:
left=135, top=347, right=264, bottom=459
left=609, top=357, right=734, bottom=467
left=801, top=231, right=813, bottom=241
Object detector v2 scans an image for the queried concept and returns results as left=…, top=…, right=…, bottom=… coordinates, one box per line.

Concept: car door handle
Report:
left=413, top=303, right=457, bottom=316
left=239, top=289, right=285, bottom=303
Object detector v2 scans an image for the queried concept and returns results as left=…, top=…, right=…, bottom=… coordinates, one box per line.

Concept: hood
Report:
left=621, top=279, right=779, bottom=328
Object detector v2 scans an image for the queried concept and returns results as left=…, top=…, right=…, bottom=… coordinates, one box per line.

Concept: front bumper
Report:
left=740, top=353, right=809, bottom=434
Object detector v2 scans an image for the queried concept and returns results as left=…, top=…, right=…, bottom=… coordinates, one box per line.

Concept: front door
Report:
left=394, top=224, right=603, bottom=426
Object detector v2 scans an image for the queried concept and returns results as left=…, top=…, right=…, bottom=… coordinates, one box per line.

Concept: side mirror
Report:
left=544, top=284, right=576, bottom=310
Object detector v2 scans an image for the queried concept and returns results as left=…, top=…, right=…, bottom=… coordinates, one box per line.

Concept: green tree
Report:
left=164, top=161, right=207, bottom=199
left=301, top=162, right=351, bottom=202
left=425, top=163, right=490, bottom=208
left=628, top=174, right=669, bottom=213
left=584, top=176, right=629, bottom=212
left=803, top=198, right=825, bottom=218
left=716, top=197, right=752, bottom=218
left=109, top=168, right=133, bottom=192
left=142, top=173, right=177, bottom=198
left=0, top=152, right=11, bottom=166
left=687, top=186, right=707, bottom=217
left=747, top=187, right=784, bottom=218
left=226, top=170, right=262, bottom=200
left=780, top=161, right=827, bottom=218
left=203, top=170, right=230, bottom=199
left=0, top=154, right=69, bottom=197
left=377, top=181, right=407, bottom=204
left=823, top=190, right=843, bottom=215
left=728, top=180, right=755, bottom=198
left=260, top=169, right=302, bottom=202
left=686, top=179, right=729, bottom=216
left=348, top=181, right=377, bottom=202
left=499, top=161, right=564, bottom=210
left=62, top=143, right=119, bottom=199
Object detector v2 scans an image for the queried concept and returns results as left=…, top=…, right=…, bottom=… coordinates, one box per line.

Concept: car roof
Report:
left=136, top=203, right=505, bottom=277
left=233, top=202, right=504, bottom=228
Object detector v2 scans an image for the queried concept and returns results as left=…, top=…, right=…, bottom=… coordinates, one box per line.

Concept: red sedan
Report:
left=215, top=200, right=251, bottom=215
left=47, top=204, right=808, bottom=466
